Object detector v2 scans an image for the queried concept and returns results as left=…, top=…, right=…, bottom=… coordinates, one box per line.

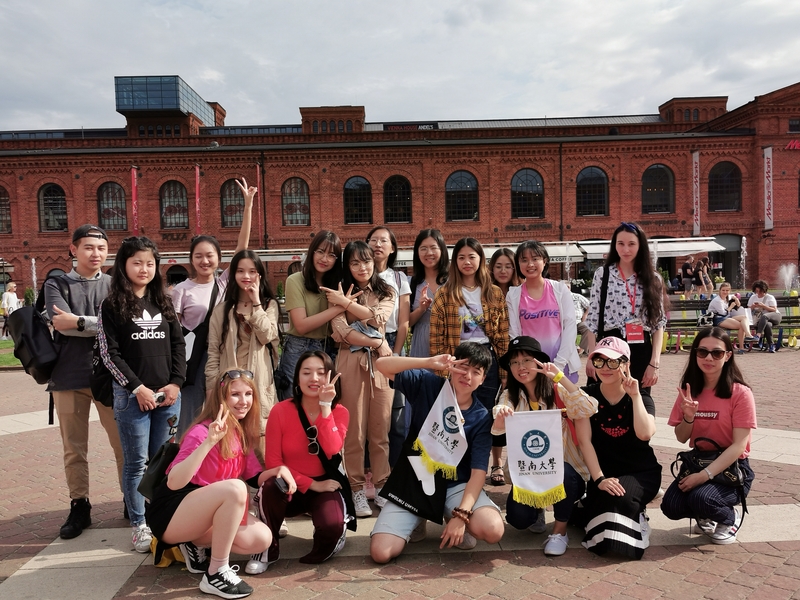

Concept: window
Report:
left=693, top=109, right=699, bottom=122
left=329, top=120, right=335, bottom=132
left=97, top=182, right=127, bottom=230
left=576, top=167, right=608, bottom=216
left=138, top=125, right=145, bottom=137
left=220, top=179, right=245, bottom=228
left=148, top=125, right=154, bottom=137
left=347, top=120, right=353, bottom=132
left=313, top=120, right=319, bottom=133
left=281, top=177, right=310, bottom=226
left=165, top=125, right=172, bottom=136
left=159, top=181, right=189, bottom=228
left=445, top=170, right=479, bottom=221
left=641, top=164, right=674, bottom=213
left=343, top=176, right=372, bottom=224
left=708, top=161, right=742, bottom=212
left=790, top=119, right=800, bottom=132
left=156, top=125, right=163, bottom=137
left=173, top=124, right=181, bottom=137
left=684, top=109, right=690, bottom=122
left=0, top=186, right=10, bottom=233
left=321, top=121, right=327, bottom=133
left=39, top=184, right=68, bottom=231
left=511, top=169, right=544, bottom=218
left=383, top=175, right=411, bottom=223
left=338, top=120, right=344, bottom=133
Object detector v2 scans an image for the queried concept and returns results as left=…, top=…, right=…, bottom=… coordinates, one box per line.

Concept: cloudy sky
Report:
left=1, top=0, right=799, bottom=131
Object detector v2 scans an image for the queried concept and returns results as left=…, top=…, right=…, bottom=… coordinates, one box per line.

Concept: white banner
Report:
left=692, top=151, right=700, bottom=236
left=505, top=410, right=565, bottom=508
left=412, top=380, right=468, bottom=480
left=764, top=146, right=774, bottom=231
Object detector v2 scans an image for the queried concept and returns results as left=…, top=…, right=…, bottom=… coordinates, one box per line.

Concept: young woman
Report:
left=747, top=279, right=782, bottom=352
left=1, top=281, right=19, bottom=339
left=205, top=250, right=281, bottom=446
left=660, top=327, right=756, bottom=544
left=275, top=231, right=344, bottom=399
left=98, top=236, right=186, bottom=553
left=147, top=370, right=295, bottom=599
left=489, top=248, right=520, bottom=297
left=693, top=260, right=706, bottom=296
left=408, top=228, right=449, bottom=359
left=322, top=241, right=395, bottom=519
left=430, top=237, right=509, bottom=484
left=492, top=336, right=597, bottom=556
left=171, top=177, right=255, bottom=436
left=577, top=337, right=661, bottom=560
left=247, top=351, right=350, bottom=573
left=585, top=222, right=666, bottom=392
left=707, top=282, right=751, bottom=353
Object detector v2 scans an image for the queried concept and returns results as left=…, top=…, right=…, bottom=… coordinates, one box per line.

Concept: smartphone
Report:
left=275, top=477, right=289, bottom=494
left=153, top=392, right=166, bottom=405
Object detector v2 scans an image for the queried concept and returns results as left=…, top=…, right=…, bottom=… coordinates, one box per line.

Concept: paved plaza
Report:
left=1, top=347, right=800, bottom=599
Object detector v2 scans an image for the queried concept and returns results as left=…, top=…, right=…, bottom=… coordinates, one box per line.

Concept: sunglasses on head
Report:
left=220, top=369, right=254, bottom=384
left=591, top=356, right=628, bottom=370
left=305, top=425, right=319, bottom=455
left=696, top=348, right=728, bottom=360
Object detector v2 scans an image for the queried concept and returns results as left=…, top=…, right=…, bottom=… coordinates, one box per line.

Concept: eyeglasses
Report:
left=508, top=357, right=537, bottom=369
left=620, top=222, right=639, bottom=233
left=696, top=348, right=728, bottom=360
left=220, top=369, right=254, bottom=384
left=520, top=256, right=545, bottom=263
left=313, top=249, right=338, bottom=260
left=349, top=259, right=373, bottom=269
left=591, top=356, right=627, bottom=370
left=305, top=425, right=319, bottom=455
left=418, top=245, right=440, bottom=254
left=368, top=237, right=392, bottom=247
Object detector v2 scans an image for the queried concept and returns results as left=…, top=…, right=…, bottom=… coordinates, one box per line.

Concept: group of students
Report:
left=38, top=200, right=757, bottom=599
left=708, top=279, right=783, bottom=353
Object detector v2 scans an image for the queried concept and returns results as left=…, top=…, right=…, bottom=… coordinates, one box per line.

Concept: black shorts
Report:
left=146, top=481, right=202, bottom=541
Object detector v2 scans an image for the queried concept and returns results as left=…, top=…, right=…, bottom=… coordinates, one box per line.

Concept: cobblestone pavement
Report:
left=1, top=347, right=799, bottom=599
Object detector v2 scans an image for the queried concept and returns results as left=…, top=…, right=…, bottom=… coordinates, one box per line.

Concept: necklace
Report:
left=463, top=283, right=478, bottom=291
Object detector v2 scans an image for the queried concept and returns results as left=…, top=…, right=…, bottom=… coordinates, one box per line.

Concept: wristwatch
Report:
left=76, top=317, right=85, bottom=332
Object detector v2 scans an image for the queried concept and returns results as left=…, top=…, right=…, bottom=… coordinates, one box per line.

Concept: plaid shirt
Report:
left=429, top=285, right=509, bottom=376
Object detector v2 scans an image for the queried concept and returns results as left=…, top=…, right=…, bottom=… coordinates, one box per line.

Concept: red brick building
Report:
left=1, top=75, right=799, bottom=295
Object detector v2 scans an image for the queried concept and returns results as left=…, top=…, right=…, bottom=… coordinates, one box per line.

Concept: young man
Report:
left=45, top=224, right=125, bottom=539
left=370, top=342, right=505, bottom=563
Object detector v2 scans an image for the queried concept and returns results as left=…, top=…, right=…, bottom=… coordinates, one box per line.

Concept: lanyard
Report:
left=620, top=267, right=637, bottom=315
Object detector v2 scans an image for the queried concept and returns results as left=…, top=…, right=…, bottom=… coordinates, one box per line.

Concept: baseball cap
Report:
left=72, top=224, right=108, bottom=243
left=499, top=336, right=551, bottom=370
left=590, top=337, right=631, bottom=361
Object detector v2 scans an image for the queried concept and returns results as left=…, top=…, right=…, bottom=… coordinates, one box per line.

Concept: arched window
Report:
left=159, top=181, right=189, bottom=228
left=343, top=177, right=372, bottom=224
left=346, top=120, right=353, bottom=132
left=281, top=177, right=310, bottom=226
left=220, top=179, right=245, bottom=228
left=445, top=170, right=479, bottom=221
left=708, top=162, right=742, bottom=212
left=156, top=125, right=163, bottom=137
left=338, top=120, right=344, bottom=133
left=329, top=120, right=335, bottom=133
left=0, top=186, right=11, bottom=233
left=321, top=121, right=327, bottom=133
left=97, top=182, right=127, bottom=230
left=312, top=120, right=319, bottom=133
left=173, top=124, right=181, bottom=137
left=641, top=164, right=674, bottom=214
left=383, top=175, right=412, bottom=223
left=138, top=125, right=145, bottom=137
left=684, top=109, right=690, bottom=122
left=166, top=265, right=189, bottom=286
left=38, top=183, right=68, bottom=232
left=576, top=167, right=608, bottom=216
left=693, top=109, right=699, bottom=122
left=511, top=169, right=544, bottom=219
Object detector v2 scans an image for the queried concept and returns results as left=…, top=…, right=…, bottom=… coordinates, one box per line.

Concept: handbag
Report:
left=138, top=440, right=180, bottom=501
left=697, top=312, right=715, bottom=327
left=182, top=281, right=218, bottom=387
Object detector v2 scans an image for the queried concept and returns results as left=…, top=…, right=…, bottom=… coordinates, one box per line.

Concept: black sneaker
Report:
left=199, top=565, right=253, bottom=599
left=179, top=541, right=210, bottom=574
left=60, top=498, right=92, bottom=539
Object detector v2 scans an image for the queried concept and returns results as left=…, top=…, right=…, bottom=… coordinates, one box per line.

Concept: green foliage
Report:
left=24, top=287, right=35, bottom=307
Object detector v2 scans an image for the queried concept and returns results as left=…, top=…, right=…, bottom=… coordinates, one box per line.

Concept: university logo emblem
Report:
left=442, top=406, right=459, bottom=434
left=521, top=430, right=550, bottom=459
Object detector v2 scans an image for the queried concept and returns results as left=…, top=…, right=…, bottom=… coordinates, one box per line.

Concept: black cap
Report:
left=72, top=224, right=108, bottom=243
left=499, top=336, right=552, bottom=371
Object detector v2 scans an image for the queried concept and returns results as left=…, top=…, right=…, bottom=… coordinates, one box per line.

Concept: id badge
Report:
left=625, top=319, right=645, bottom=344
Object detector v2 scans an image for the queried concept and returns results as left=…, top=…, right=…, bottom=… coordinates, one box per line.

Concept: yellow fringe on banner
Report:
left=512, top=483, right=566, bottom=509
left=412, top=438, right=458, bottom=480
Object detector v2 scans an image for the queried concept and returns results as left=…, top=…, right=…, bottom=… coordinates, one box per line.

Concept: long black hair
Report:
left=680, top=327, right=749, bottom=398
left=604, top=222, right=665, bottom=328
left=218, top=249, right=279, bottom=352
left=505, top=349, right=555, bottom=410
left=107, top=236, right=176, bottom=322
left=341, top=241, right=393, bottom=301
left=409, top=228, right=449, bottom=306
left=291, top=351, right=342, bottom=409
left=302, top=230, right=342, bottom=293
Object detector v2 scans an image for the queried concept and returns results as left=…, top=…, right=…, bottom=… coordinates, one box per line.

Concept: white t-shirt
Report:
left=2, top=291, right=19, bottom=314
left=458, top=286, right=489, bottom=344
left=171, top=270, right=230, bottom=331
left=378, top=268, right=411, bottom=334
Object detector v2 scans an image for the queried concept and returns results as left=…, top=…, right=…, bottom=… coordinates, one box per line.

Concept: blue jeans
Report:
left=113, top=381, right=180, bottom=527
left=506, top=462, right=586, bottom=529
left=277, top=335, right=326, bottom=400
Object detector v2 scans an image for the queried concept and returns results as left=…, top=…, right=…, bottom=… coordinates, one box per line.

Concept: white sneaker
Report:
left=245, top=548, right=278, bottom=575
left=132, top=523, right=152, bottom=553
left=528, top=510, right=547, bottom=534
left=456, top=530, right=477, bottom=550
left=279, top=519, right=288, bottom=538
left=374, top=487, right=386, bottom=508
left=200, top=564, right=253, bottom=598
left=352, top=490, right=373, bottom=518
left=694, top=518, right=716, bottom=535
left=543, top=533, right=568, bottom=556
left=410, top=520, right=427, bottom=543
left=711, top=509, right=741, bottom=545
left=639, top=511, right=651, bottom=548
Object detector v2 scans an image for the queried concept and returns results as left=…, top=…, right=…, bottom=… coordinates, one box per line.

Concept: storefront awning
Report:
left=578, top=238, right=726, bottom=261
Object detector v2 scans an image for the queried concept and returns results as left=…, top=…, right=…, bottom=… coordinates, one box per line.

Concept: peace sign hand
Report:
left=621, top=362, right=640, bottom=397
left=419, top=284, right=432, bottom=311
left=320, top=371, right=341, bottom=405
left=235, top=177, right=257, bottom=204
left=430, top=355, right=468, bottom=374
left=208, top=404, right=229, bottom=445
left=244, top=274, right=261, bottom=305
left=678, top=383, right=698, bottom=421
left=531, top=358, right=561, bottom=380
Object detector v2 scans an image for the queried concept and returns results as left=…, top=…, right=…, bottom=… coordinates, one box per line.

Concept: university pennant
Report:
left=506, top=410, right=566, bottom=508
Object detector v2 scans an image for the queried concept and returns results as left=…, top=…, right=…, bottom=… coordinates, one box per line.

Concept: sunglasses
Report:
left=220, top=369, right=254, bottom=384
left=696, top=348, right=728, bottom=360
left=591, top=356, right=628, bottom=370
left=305, top=425, right=319, bottom=455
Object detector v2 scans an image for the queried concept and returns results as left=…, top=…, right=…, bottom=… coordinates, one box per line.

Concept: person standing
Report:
left=44, top=225, right=125, bottom=539
left=681, top=256, right=694, bottom=294
left=1, top=281, right=20, bottom=339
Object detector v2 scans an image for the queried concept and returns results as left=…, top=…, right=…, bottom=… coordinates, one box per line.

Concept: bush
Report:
left=24, top=287, right=35, bottom=307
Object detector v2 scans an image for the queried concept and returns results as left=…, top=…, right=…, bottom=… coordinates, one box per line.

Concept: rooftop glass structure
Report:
left=115, top=76, right=215, bottom=125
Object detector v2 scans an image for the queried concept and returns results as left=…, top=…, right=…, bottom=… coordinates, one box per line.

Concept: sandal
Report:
left=490, top=465, right=505, bottom=486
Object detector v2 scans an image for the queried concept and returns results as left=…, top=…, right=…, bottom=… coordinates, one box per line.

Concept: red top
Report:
left=265, top=399, right=349, bottom=493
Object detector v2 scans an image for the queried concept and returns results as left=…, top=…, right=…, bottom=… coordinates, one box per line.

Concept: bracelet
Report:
left=703, top=467, right=713, bottom=480
left=552, top=371, right=565, bottom=384
left=649, top=363, right=659, bottom=369
left=319, top=401, right=332, bottom=407
left=132, top=385, right=143, bottom=395
left=594, top=476, right=606, bottom=485
left=683, top=416, right=695, bottom=424
left=452, top=507, right=472, bottom=524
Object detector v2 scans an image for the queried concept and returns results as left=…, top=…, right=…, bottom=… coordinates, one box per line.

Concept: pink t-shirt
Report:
left=518, top=280, right=562, bottom=362
left=168, top=420, right=262, bottom=486
left=172, top=270, right=230, bottom=331
left=668, top=383, right=757, bottom=458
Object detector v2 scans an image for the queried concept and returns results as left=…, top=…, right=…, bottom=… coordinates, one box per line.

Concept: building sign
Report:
left=764, top=146, right=773, bottom=231
left=383, top=122, right=438, bottom=131
left=785, top=140, right=800, bottom=150
left=692, top=151, right=700, bottom=236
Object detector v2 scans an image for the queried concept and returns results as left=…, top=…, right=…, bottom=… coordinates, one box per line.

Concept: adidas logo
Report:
left=131, top=310, right=166, bottom=340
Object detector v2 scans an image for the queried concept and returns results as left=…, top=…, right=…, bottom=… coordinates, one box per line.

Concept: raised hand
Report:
left=531, top=358, right=561, bottom=380
left=320, top=371, right=341, bottom=405
left=319, top=283, right=363, bottom=308
left=678, top=383, right=698, bottom=421
left=207, top=404, right=230, bottom=445
left=621, top=362, right=640, bottom=397
left=419, top=284, right=432, bottom=311
left=235, top=177, right=257, bottom=204
left=429, top=354, right=468, bottom=374
left=244, top=273, right=261, bottom=305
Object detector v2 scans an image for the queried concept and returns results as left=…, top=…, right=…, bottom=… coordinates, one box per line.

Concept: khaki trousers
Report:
left=53, top=388, right=125, bottom=500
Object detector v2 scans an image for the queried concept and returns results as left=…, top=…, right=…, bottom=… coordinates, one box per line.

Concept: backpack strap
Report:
left=597, top=265, right=611, bottom=340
